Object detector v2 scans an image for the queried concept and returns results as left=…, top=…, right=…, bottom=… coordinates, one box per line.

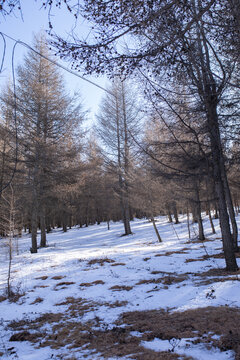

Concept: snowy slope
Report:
left=0, top=215, right=239, bottom=359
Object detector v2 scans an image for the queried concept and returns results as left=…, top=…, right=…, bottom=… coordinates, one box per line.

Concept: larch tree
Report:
left=16, top=33, right=84, bottom=253
left=96, top=79, right=141, bottom=235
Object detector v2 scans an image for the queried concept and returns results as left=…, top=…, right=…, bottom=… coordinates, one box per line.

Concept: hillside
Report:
left=0, top=215, right=240, bottom=359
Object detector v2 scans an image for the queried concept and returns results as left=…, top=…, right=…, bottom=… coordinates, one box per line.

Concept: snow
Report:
left=141, top=337, right=234, bottom=359
left=0, top=215, right=240, bottom=359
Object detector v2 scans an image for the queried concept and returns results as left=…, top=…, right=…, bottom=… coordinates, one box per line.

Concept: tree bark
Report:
left=194, top=182, right=205, bottom=241
left=207, top=102, right=238, bottom=270
left=151, top=216, right=162, bottom=242
left=222, top=172, right=238, bottom=251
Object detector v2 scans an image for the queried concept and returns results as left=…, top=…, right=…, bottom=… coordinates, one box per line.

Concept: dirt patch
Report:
left=88, top=258, right=115, bottom=266
left=109, top=285, right=133, bottom=291
left=30, top=297, right=44, bottom=305
left=80, top=280, right=105, bottom=287
left=35, top=276, right=48, bottom=280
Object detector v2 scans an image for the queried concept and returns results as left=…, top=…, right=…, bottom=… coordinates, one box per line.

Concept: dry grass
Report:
left=0, top=295, right=7, bottom=302
left=79, top=280, right=105, bottom=287
left=109, top=285, right=133, bottom=291
left=197, top=268, right=240, bottom=277
left=9, top=304, right=240, bottom=359
left=55, top=281, right=75, bottom=287
left=30, top=297, right=43, bottom=305
left=51, top=275, right=65, bottom=280
left=87, top=258, right=115, bottom=266
left=35, top=276, right=48, bottom=280
left=155, top=250, right=188, bottom=257
left=136, top=274, right=188, bottom=286
left=111, top=262, right=126, bottom=266
left=34, top=285, right=49, bottom=289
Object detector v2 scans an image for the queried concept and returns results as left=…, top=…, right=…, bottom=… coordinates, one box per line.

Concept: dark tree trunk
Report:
left=207, top=102, right=238, bottom=271
left=222, top=172, right=238, bottom=251
left=167, top=207, right=173, bottom=223
left=31, top=202, right=38, bottom=253
left=194, top=182, right=205, bottom=241
left=40, top=206, right=46, bottom=247
left=151, top=216, right=162, bottom=242
left=173, top=203, right=179, bottom=224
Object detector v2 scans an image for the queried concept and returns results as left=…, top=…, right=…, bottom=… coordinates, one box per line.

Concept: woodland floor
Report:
left=0, top=215, right=240, bottom=359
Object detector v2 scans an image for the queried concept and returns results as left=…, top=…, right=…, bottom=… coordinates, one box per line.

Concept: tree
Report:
left=96, top=79, right=141, bottom=235
left=16, top=33, right=84, bottom=252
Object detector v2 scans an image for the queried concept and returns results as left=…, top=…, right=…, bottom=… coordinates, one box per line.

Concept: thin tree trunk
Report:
left=151, top=216, right=162, bottom=242
left=31, top=200, right=38, bottom=253
left=223, top=172, right=238, bottom=251
left=173, top=203, right=179, bottom=224
left=205, top=179, right=216, bottom=234
left=187, top=205, right=191, bottom=239
left=194, top=181, right=205, bottom=241
left=40, top=205, right=46, bottom=247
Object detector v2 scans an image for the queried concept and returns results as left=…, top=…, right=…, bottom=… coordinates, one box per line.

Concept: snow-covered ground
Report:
left=0, top=215, right=239, bottom=359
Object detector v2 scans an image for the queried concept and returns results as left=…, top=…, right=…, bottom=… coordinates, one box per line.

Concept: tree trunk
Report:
left=222, top=172, right=238, bottom=251
left=187, top=205, right=191, bottom=239
left=31, top=201, right=38, bottom=253
left=151, top=216, right=162, bottom=242
left=167, top=206, right=173, bottom=223
left=207, top=102, right=238, bottom=271
left=173, top=203, right=179, bottom=224
left=40, top=205, right=47, bottom=247
left=194, top=183, right=205, bottom=241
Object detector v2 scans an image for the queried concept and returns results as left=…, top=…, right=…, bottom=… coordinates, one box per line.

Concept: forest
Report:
left=0, top=1, right=240, bottom=359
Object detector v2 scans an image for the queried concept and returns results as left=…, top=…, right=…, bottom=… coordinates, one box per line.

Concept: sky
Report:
left=0, top=0, right=108, bottom=124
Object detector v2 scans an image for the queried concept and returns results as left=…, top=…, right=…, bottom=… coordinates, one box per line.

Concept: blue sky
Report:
left=0, top=0, right=108, bottom=124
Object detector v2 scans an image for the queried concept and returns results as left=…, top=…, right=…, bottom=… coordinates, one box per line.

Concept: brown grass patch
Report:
left=155, top=250, right=188, bottom=257
left=143, top=257, right=151, bottom=261
left=80, top=280, right=105, bottom=287
left=35, top=276, right=48, bottom=280
left=196, top=276, right=240, bottom=286
left=55, top=281, right=75, bottom=287
left=9, top=331, right=41, bottom=342
left=88, top=258, right=115, bottom=266
left=137, top=274, right=188, bottom=286
left=111, top=262, right=126, bottom=266
left=198, top=268, right=240, bottom=277
left=30, top=297, right=43, bottom=305
left=34, top=285, right=49, bottom=289
left=10, top=305, right=239, bottom=359
left=51, top=275, right=65, bottom=280
left=0, top=295, right=7, bottom=302
left=110, top=285, right=133, bottom=291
